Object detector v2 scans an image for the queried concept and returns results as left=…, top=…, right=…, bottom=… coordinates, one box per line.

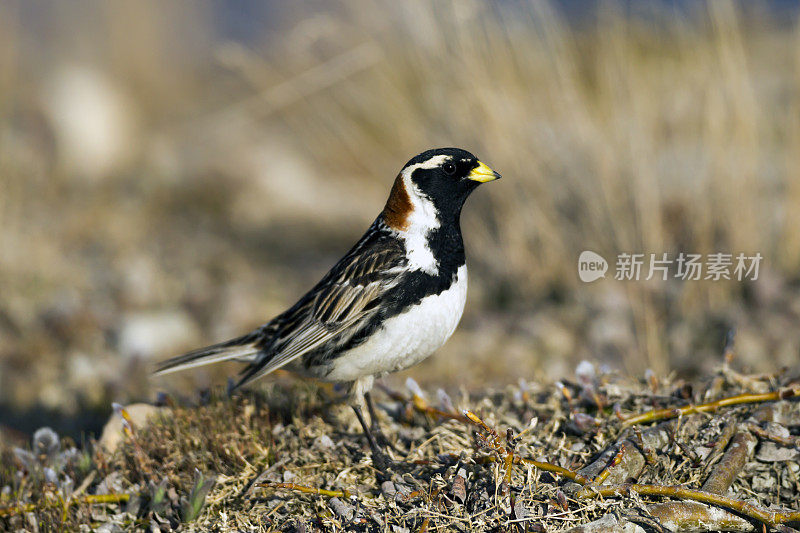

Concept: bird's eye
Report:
left=442, top=162, right=456, bottom=175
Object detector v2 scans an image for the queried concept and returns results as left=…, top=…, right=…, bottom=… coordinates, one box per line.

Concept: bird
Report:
left=154, top=147, right=500, bottom=472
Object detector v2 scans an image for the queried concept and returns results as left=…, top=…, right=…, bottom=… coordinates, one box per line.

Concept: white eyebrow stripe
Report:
left=401, top=154, right=451, bottom=177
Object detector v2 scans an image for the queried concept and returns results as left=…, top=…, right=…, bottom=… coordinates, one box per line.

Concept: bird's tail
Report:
left=153, top=332, right=261, bottom=376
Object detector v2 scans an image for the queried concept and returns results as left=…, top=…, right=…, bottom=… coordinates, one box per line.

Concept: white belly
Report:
left=323, top=265, right=468, bottom=382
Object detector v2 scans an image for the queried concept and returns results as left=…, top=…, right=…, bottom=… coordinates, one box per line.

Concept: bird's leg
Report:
left=352, top=404, right=393, bottom=475
left=364, top=391, right=402, bottom=453
left=365, top=391, right=381, bottom=434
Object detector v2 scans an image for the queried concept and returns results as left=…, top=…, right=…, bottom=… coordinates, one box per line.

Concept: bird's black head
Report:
left=383, top=148, right=501, bottom=231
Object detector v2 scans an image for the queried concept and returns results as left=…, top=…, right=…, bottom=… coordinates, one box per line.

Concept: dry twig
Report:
left=578, top=484, right=800, bottom=531
left=592, top=442, right=626, bottom=485
left=258, top=482, right=355, bottom=499
left=643, top=430, right=759, bottom=531
left=701, top=431, right=756, bottom=494
left=621, top=388, right=800, bottom=427
left=0, top=494, right=131, bottom=518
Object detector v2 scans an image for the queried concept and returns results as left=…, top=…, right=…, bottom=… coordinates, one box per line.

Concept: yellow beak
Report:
left=468, top=161, right=501, bottom=183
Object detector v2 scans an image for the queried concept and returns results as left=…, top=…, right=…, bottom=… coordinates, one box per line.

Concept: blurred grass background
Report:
left=1, top=0, right=799, bottom=437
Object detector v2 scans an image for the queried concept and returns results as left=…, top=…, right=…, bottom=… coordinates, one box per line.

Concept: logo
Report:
left=577, top=251, right=762, bottom=282
left=578, top=251, right=608, bottom=282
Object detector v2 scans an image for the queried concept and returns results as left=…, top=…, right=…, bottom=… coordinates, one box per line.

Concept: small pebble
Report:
left=381, top=480, right=396, bottom=498
left=314, top=434, right=335, bottom=450
left=329, top=497, right=355, bottom=521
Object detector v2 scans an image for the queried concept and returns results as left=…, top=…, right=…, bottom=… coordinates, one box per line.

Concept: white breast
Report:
left=323, top=265, right=468, bottom=382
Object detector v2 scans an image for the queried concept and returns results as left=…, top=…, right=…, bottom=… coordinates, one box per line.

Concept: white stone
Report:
left=118, top=311, right=199, bottom=360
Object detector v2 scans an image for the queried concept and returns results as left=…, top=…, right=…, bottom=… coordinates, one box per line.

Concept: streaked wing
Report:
left=235, top=228, right=405, bottom=387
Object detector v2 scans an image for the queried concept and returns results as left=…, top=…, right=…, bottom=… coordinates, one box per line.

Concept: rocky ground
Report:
left=4, top=0, right=800, bottom=445
left=2, top=356, right=799, bottom=532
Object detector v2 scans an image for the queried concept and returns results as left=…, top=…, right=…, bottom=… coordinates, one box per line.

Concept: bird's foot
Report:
left=352, top=403, right=399, bottom=481
left=370, top=447, right=396, bottom=481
